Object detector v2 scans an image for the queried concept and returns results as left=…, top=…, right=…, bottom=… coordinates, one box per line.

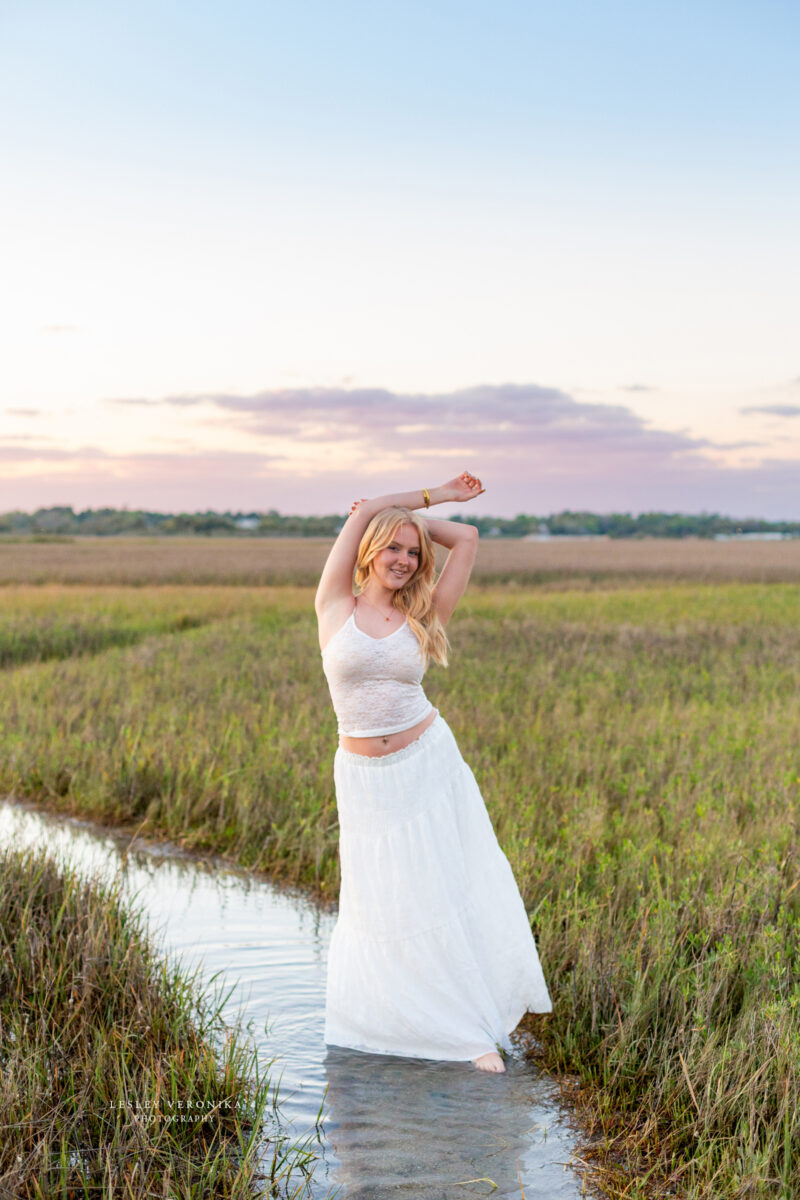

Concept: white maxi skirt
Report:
left=324, top=712, right=553, bottom=1062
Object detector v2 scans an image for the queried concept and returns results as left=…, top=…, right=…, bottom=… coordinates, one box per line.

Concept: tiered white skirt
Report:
left=324, top=712, right=552, bottom=1062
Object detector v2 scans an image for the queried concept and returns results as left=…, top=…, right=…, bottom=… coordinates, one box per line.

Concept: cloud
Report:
left=620, top=383, right=658, bottom=393
left=739, top=404, right=800, bottom=418
left=1, top=433, right=56, bottom=443
left=153, top=383, right=714, bottom=462
left=0, top=442, right=284, bottom=469
left=105, top=397, right=163, bottom=407
left=5, top=408, right=42, bottom=417
left=0, top=444, right=110, bottom=463
left=9, top=384, right=800, bottom=518
left=40, top=324, right=80, bottom=334
left=0, top=446, right=289, bottom=513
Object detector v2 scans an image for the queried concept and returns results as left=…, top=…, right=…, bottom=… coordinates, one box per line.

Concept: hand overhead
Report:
left=348, top=473, right=485, bottom=515
left=442, top=471, right=485, bottom=503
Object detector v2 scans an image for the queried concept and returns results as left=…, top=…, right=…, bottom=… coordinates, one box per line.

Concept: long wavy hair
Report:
left=353, top=506, right=450, bottom=668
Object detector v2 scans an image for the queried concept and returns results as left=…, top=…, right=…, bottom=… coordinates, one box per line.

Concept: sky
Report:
left=1, top=0, right=799, bottom=519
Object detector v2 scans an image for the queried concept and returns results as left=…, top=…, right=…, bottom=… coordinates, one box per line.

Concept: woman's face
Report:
left=371, top=523, right=421, bottom=590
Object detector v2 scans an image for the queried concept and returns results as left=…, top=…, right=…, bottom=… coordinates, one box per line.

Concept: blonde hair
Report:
left=354, top=506, right=450, bottom=668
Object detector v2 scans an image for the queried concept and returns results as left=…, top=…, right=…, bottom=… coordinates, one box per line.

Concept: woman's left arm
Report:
left=424, top=517, right=480, bottom=626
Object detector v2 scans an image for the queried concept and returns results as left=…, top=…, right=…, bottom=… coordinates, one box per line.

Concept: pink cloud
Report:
left=6, top=384, right=800, bottom=518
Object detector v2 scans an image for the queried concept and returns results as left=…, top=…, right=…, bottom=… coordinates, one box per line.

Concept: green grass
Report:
left=2, top=580, right=800, bottom=1197
left=0, top=585, right=300, bottom=668
left=0, top=843, right=321, bottom=1199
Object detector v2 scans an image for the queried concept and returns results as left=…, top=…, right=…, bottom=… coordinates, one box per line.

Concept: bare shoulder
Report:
left=317, top=594, right=356, bottom=652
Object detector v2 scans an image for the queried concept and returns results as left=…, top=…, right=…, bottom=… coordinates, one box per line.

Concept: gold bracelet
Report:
left=422, top=488, right=431, bottom=508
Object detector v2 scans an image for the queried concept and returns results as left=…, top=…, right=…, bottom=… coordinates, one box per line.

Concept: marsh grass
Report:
left=0, top=585, right=297, bottom=668
left=3, top=535, right=800, bottom=586
left=2, top=581, right=800, bottom=1196
left=0, top=844, right=321, bottom=1198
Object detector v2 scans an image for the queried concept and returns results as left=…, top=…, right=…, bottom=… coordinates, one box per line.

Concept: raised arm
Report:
left=314, top=473, right=484, bottom=617
left=425, top=517, right=480, bottom=626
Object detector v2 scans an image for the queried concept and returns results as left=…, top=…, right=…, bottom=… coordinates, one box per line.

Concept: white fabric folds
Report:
left=324, top=713, right=553, bottom=1062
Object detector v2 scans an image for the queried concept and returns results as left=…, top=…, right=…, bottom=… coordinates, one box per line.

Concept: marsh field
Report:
left=3, top=531, right=800, bottom=585
left=3, top=536, right=800, bottom=1199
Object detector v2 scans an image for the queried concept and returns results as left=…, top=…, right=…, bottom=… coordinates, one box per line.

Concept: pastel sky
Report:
left=2, top=0, right=799, bottom=518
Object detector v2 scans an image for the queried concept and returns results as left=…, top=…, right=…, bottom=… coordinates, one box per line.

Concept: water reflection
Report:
left=323, top=1047, right=580, bottom=1199
left=0, top=798, right=584, bottom=1199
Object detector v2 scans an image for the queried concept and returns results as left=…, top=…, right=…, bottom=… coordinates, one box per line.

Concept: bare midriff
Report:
left=339, top=706, right=438, bottom=758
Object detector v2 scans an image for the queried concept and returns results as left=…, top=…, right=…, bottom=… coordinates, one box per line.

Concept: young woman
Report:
left=316, top=472, right=552, bottom=1073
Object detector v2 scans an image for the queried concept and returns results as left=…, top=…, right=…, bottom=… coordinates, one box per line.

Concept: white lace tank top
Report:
left=320, top=602, right=434, bottom=737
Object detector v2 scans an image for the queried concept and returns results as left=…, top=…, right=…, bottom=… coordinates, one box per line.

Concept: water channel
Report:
left=0, top=797, right=589, bottom=1199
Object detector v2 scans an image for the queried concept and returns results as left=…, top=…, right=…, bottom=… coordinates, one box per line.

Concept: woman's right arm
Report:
left=314, top=475, right=483, bottom=615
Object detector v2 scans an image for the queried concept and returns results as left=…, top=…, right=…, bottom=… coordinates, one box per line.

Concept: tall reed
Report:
left=3, top=581, right=800, bottom=1196
left=0, top=844, right=321, bottom=1198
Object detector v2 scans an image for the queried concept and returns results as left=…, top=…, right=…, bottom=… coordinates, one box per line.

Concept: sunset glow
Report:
left=2, top=1, right=798, bottom=517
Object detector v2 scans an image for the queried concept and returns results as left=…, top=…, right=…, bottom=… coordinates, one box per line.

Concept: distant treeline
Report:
left=2, top=506, right=799, bottom=539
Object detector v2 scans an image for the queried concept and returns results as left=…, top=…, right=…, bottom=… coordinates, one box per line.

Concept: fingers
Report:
left=459, top=471, right=484, bottom=495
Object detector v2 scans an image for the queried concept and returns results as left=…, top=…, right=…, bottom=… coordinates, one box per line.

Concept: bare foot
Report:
left=474, top=1051, right=506, bottom=1073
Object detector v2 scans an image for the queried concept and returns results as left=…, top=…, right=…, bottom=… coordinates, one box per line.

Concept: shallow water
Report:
left=0, top=798, right=587, bottom=1199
